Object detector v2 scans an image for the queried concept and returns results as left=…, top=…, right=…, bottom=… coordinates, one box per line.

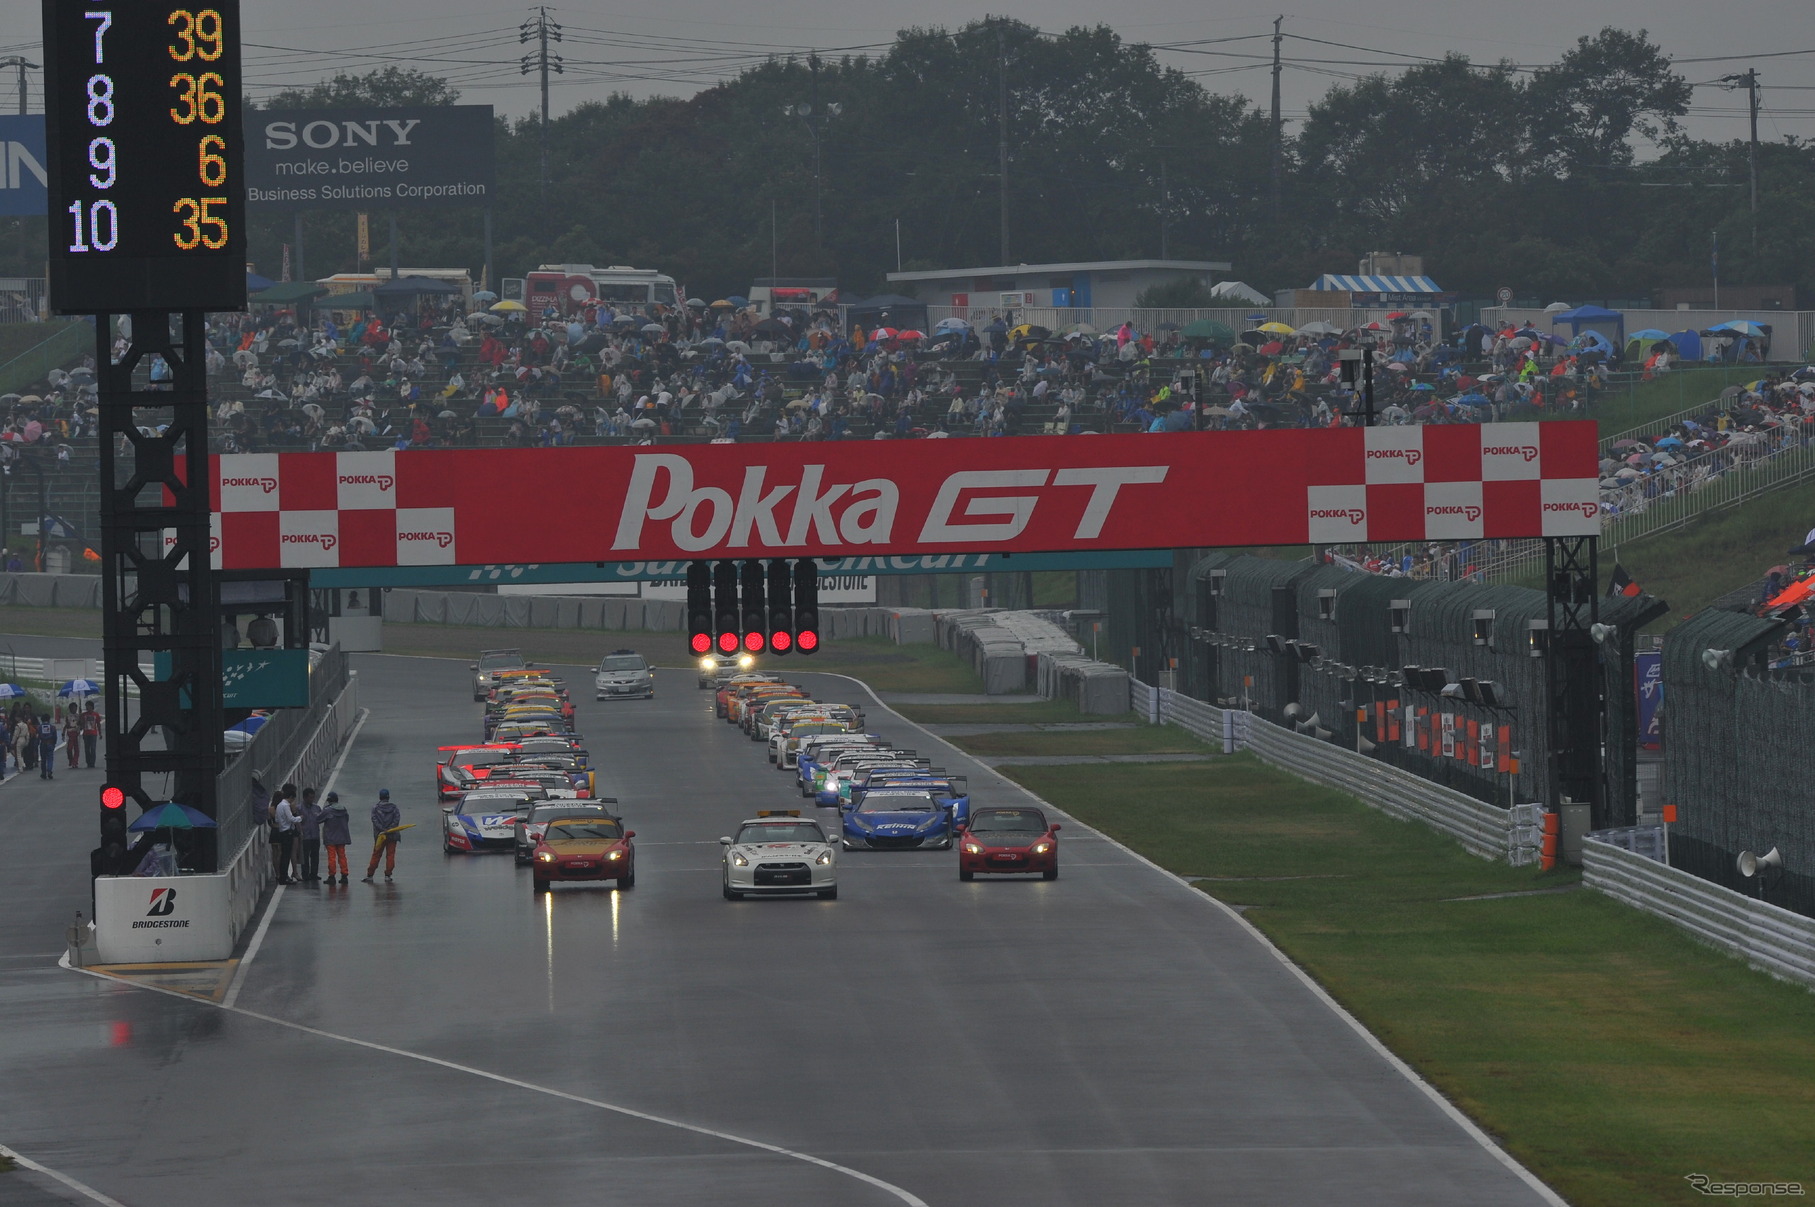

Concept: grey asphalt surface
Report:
left=0, top=640, right=1558, bottom=1207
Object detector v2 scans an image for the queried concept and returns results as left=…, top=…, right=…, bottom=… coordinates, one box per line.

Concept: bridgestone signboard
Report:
left=245, top=105, right=493, bottom=209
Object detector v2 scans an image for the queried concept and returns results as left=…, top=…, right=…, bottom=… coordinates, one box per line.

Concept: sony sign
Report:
left=243, top=105, right=494, bottom=210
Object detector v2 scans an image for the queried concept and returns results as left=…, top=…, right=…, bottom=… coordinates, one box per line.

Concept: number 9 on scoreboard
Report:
left=41, top=0, right=245, bottom=314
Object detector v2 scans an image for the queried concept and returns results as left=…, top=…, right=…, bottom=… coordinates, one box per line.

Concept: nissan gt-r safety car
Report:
left=720, top=812, right=838, bottom=900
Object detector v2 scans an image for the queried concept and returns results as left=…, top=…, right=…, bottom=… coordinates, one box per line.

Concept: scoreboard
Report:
left=42, top=0, right=245, bottom=314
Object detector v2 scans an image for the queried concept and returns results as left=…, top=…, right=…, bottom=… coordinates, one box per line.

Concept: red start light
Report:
left=717, top=631, right=739, bottom=653
left=744, top=631, right=765, bottom=653
left=796, top=630, right=819, bottom=652
left=771, top=630, right=792, bottom=651
left=101, top=786, right=126, bottom=810
left=690, top=633, right=712, bottom=654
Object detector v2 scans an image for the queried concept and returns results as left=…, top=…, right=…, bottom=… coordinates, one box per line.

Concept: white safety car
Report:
left=720, top=811, right=838, bottom=900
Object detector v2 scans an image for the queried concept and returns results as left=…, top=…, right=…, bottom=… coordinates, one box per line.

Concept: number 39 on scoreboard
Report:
left=42, top=0, right=245, bottom=314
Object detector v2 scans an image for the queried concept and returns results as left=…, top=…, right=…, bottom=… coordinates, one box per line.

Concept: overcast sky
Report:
left=3, top=0, right=1812, bottom=143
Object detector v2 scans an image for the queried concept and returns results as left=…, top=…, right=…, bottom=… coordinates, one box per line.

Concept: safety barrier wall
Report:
left=1132, top=677, right=1542, bottom=865
left=0, top=572, right=104, bottom=608
left=215, top=647, right=352, bottom=857
left=1036, top=650, right=1130, bottom=714
left=1584, top=837, right=1815, bottom=990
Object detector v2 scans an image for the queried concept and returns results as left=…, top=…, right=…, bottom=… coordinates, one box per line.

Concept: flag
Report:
left=1609, top=564, right=1642, bottom=598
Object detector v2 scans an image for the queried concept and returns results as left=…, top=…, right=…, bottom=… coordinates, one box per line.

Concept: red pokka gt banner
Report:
left=205, top=422, right=1600, bottom=570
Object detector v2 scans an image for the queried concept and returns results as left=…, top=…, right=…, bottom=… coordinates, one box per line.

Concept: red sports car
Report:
left=436, top=743, right=520, bottom=801
left=531, top=817, right=635, bottom=892
left=958, top=808, right=1060, bottom=880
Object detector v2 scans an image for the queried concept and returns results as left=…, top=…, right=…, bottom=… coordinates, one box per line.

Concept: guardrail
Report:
left=1130, top=679, right=1542, bottom=865
left=1584, top=837, right=1815, bottom=990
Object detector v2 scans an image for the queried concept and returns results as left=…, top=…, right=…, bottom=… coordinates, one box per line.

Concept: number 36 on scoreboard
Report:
left=42, top=0, right=245, bottom=314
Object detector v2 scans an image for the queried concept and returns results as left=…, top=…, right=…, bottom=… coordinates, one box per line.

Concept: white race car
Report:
left=720, top=812, right=838, bottom=900
left=443, top=788, right=544, bottom=853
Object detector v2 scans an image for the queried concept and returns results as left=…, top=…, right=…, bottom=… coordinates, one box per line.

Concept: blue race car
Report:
left=841, top=789, right=954, bottom=850
left=795, top=735, right=887, bottom=797
left=853, top=772, right=970, bottom=828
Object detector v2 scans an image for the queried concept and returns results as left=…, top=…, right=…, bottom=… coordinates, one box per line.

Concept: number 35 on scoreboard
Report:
left=42, top=0, right=245, bottom=314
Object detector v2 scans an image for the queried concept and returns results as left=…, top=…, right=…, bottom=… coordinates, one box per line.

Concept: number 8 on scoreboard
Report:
left=41, top=0, right=245, bottom=314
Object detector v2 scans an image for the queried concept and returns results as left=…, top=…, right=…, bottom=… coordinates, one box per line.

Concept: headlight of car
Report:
left=815, top=849, right=834, bottom=866
left=963, top=842, right=984, bottom=855
left=731, top=852, right=749, bottom=867
left=607, top=850, right=623, bottom=861
left=535, top=851, right=556, bottom=863
left=1033, top=841, right=1053, bottom=855
left=738, top=654, right=755, bottom=668
left=699, top=658, right=714, bottom=672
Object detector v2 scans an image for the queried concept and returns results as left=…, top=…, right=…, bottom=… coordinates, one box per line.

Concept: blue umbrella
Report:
left=127, top=802, right=218, bottom=832
left=57, top=679, right=99, bottom=697
left=227, top=714, right=269, bottom=735
left=0, top=684, right=27, bottom=699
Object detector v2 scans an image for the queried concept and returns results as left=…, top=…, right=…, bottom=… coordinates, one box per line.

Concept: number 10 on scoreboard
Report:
left=42, top=0, right=245, bottom=314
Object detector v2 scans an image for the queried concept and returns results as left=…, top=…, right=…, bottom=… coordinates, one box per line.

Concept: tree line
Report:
left=2, top=20, right=1807, bottom=304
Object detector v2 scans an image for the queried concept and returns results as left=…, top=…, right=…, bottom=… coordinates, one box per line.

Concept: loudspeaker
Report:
left=1737, top=846, right=1783, bottom=878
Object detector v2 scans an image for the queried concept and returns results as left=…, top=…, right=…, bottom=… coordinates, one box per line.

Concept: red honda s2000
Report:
left=958, top=808, right=1060, bottom=881
left=532, top=817, right=635, bottom=892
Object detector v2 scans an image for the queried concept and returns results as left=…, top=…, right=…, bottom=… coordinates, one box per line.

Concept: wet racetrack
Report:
left=0, top=644, right=1557, bottom=1206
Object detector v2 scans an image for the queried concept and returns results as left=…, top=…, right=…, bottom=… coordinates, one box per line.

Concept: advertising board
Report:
left=244, top=105, right=494, bottom=209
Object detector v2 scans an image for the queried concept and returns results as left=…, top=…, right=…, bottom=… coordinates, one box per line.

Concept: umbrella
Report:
left=1245, top=312, right=1269, bottom=324
left=1297, top=321, right=1340, bottom=335
left=896, top=329, right=925, bottom=342
left=472, top=290, right=498, bottom=303
left=641, top=322, right=665, bottom=335
left=1357, top=321, right=1391, bottom=333
left=227, top=714, right=270, bottom=735
left=0, top=684, right=27, bottom=699
left=1710, top=319, right=1769, bottom=337
left=1654, top=436, right=1684, bottom=449
left=934, top=317, right=971, bottom=332
left=489, top=300, right=527, bottom=313
left=1180, top=319, right=1233, bottom=341
left=1066, top=323, right=1097, bottom=336
left=1385, top=311, right=1409, bottom=321
left=128, top=801, right=218, bottom=836
left=1256, top=321, right=1295, bottom=335
left=58, top=678, right=99, bottom=697
left=710, top=299, right=735, bottom=309
left=686, top=298, right=706, bottom=308
left=870, top=327, right=899, bottom=342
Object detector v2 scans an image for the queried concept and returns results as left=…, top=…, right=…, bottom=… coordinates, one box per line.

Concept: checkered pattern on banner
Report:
left=217, top=451, right=459, bottom=569
left=1304, top=423, right=1600, bottom=543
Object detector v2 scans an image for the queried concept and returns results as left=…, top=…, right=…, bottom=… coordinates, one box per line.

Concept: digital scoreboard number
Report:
left=42, top=0, right=245, bottom=314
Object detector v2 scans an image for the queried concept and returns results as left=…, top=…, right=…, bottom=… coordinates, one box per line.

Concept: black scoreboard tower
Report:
left=42, top=0, right=245, bottom=871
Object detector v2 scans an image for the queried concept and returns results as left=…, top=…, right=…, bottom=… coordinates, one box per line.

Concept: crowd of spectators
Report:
left=183, top=298, right=1643, bottom=453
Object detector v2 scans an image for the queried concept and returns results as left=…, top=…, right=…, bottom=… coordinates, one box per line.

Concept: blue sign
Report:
left=307, top=549, right=1174, bottom=589
left=0, top=116, right=47, bottom=217
left=1635, top=651, right=1662, bottom=750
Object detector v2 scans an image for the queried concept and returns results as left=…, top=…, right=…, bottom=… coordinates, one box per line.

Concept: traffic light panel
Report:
left=766, top=559, right=795, bottom=654
left=740, top=561, right=767, bottom=653
left=713, top=561, right=739, bottom=654
left=793, top=558, right=820, bottom=654
left=100, top=784, right=128, bottom=850
left=686, top=561, right=713, bottom=655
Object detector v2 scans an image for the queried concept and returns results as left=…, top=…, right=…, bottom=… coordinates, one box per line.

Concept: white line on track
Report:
left=0, top=1142, right=129, bottom=1207
left=223, top=707, right=370, bottom=1010
left=57, top=958, right=929, bottom=1207
left=817, top=671, right=1568, bottom=1207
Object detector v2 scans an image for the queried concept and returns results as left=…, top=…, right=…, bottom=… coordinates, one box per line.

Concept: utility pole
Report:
left=520, top=7, right=563, bottom=198
left=1719, top=69, right=1760, bottom=252
left=0, top=56, right=36, bottom=114
left=1269, top=15, right=1283, bottom=212
left=997, top=21, right=1010, bottom=264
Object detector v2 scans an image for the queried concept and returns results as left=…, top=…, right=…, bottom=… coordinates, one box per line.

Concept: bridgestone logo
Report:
left=1542, top=501, right=1599, bottom=518
left=339, top=473, right=394, bottom=490
left=282, top=533, right=339, bottom=550
left=1309, top=508, right=1365, bottom=524
left=132, top=919, right=190, bottom=928
left=223, top=477, right=278, bottom=492
left=400, top=530, right=454, bottom=547
left=1365, top=448, right=1422, bottom=466
left=1483, top=445, right=1540, bottom=461
left=1427, top=504, right=1482, bottom=521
